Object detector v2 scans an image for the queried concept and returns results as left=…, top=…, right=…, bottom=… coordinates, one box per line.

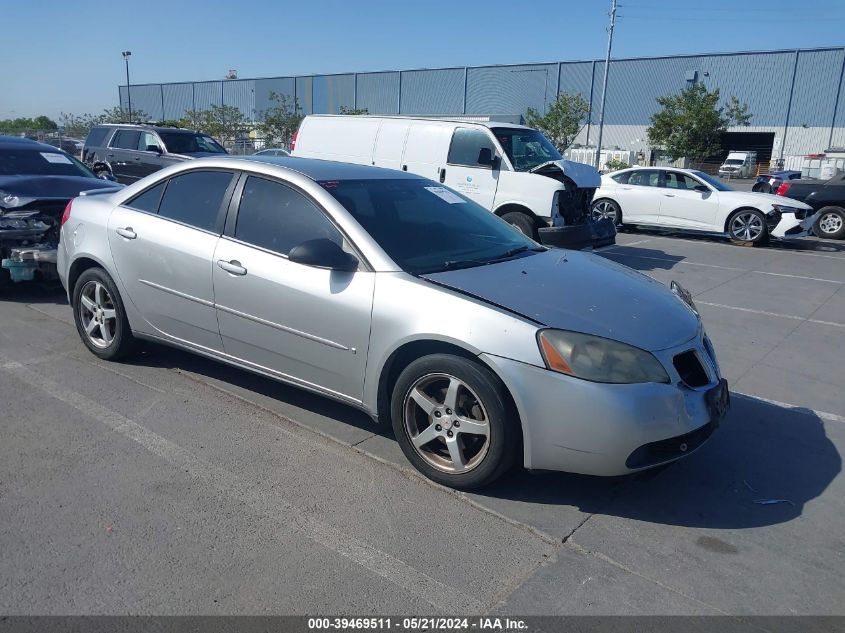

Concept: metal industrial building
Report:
left=120, top=46, right=845, bottom=168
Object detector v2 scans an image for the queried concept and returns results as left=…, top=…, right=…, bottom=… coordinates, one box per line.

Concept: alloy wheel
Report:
left=591, top=200, right=617, bottom=222
left=78, top=280, right=117, bottom=349
left=403, top=373, right=491, bottom=474
left=818, top=211, right=843, bottom=236
left=730, top=212, right=764, bottom=241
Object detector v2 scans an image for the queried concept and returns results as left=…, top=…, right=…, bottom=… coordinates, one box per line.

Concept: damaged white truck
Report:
left=291, top=115, right=615, bottom=249
left=0, top=136, right=120, bottom=287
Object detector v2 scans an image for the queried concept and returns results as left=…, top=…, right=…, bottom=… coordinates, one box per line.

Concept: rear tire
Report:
left=390, top=354, right=519, bottom=490
left=813, top=206, right=845, bottom=240
left=72, top=268, right=138, bottom=360
left=727, top=209, right=768, bottom=244
left=501, top=211, right=537, bottom=239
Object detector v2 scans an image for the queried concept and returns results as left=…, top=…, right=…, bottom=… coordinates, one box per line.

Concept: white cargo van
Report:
left=291, top=115, right=611, bottom=247
left=718, top=151, right=758, bottom=178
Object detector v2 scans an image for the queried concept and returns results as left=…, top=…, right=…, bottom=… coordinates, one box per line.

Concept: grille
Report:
left=626, top=421, right=716, bottom=469
left=673, top=350, right=709, bottom=387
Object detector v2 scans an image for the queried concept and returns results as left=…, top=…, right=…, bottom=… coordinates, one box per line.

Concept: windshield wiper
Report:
left=421, top=246, right=544, bottom=274
left=487, top=245, right=545, bottom=262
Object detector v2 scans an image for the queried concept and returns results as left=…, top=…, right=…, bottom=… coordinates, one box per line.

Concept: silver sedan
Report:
left=57, top=156, right=729, bottom=489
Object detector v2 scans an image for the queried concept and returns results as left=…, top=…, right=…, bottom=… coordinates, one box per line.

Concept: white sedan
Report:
left=591, top=167, right=815, bottom=243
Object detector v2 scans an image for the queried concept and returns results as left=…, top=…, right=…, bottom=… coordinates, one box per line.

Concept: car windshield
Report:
left=724, top=159, right=743, bottom=165
left=693, top=171, right=734, bottom=192
left=157, top=132, right=227, bottom=154
left=321, top=178, right=543, bottom=274
left=0, top=148, right=96, bottom=177
left=492, top=127, right=562, bottom=172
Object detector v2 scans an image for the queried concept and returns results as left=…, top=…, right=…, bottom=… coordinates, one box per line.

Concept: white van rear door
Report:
left=372, top=119, right=410, bottom=170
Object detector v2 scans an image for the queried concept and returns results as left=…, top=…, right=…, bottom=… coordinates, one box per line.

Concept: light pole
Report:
left=122, top=51, right=132, bottom=122
left=594, top=0, right=617, bottom=169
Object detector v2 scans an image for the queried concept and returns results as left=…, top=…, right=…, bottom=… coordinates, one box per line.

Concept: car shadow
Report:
left=599, top=246, right=685, bottom=272
left=123, top=342, right=386, bottom=439
left=474, top=394, right=841, bottom=530
left=0, top=281, right=67, bottom=305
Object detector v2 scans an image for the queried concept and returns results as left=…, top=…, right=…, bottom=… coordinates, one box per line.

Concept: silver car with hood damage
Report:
left=57, top=156, right=729, bottom=489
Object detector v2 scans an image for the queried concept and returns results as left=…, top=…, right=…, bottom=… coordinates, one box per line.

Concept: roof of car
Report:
left=306, top=114, right=532, bottom=130
left=94, top=123, right=199, bottom=133
left=0, top=135, right=67, bottom=151
left=227, top=155, right=422, bottom=181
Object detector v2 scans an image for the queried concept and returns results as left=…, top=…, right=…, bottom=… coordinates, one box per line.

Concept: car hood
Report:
left=0, top=175, right=118, bottom=205
left=529, top=160, right=601, bottom=188
left=719, top=190, right=812, bottom=209
left=422, top=249, right=700, bottom=351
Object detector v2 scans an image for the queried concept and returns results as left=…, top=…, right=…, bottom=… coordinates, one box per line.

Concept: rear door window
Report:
left=126, top=182, right=166, bottom=213
left=234, top=175, right=342, bottom=257
left=628, top=170, right=661, bottom=187
left=156, top=170, right=234, bottom=232
left=111, top=130, right=141, bottom=150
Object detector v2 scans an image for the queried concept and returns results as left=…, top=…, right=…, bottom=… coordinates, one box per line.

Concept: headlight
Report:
left=0, top=190, right=35, bottom=209
left=670, top=280, right=699, bottom=317
left=537, top=329, right=670, bottom=384
left=772, top=204, right=804, bottom=214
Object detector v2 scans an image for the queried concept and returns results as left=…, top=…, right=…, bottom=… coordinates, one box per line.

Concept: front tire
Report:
left=501, top=211, right=537, bottom=239
left=390, top=354, right=519, bottom=490
left=72, top=268, right=138, bottom=360
left=813, top=206, right=845, bottom=240
left=728, top=209, right=768, bottom=244
left=591, top=198, right=622, bottom=225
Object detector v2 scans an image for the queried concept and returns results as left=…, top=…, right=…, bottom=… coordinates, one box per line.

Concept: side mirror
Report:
left=693, top=184, right=709, bottom=193
left=477, top=147, right=497, bottom=167
left=146, top=145, right=163, bottom=154
left=289, top=238, right=358, bottom=272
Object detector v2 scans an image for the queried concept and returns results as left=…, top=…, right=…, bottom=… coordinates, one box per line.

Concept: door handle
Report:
left=116, top=227, right=137, bottom=239
left=439, top=168, right=446, bottom=183
left=217, top=259, right=247, bottom=276
left=663, top=193, right=676, bottom=197
left=621, top=187, right=632, bottom=190
left=106, top=153, right=114, bottom=159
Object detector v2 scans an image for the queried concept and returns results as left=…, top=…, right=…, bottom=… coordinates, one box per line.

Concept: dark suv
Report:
left=82, top=124, right=227, bottom=184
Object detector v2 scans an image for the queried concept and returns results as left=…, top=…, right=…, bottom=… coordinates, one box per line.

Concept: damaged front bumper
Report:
left=0, top=208, right=61, bottom=284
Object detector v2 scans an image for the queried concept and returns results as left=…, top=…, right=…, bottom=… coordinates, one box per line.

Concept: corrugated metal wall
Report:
left=119, top=47, right=845, bottom=155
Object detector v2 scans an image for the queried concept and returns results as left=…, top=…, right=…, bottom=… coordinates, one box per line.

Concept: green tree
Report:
left=647, top=84, right=752, bottom=162
left=258, top=92, right=304, bottom=148
left=0, top=115, right=57, bottom=133
left=725, top=95, right=752, bottom=127
left=180, top=104, right=247, bottom=145
left=524, top=92, right=590, bottom=153
left=339, top=106, right=369, bottom=115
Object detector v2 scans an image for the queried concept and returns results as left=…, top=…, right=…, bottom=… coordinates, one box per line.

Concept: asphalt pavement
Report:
left=1, top=230, right=843, bottom=615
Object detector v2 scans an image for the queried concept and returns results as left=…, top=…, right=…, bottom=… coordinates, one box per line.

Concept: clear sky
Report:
left=2, top=0, right=844, bottom=120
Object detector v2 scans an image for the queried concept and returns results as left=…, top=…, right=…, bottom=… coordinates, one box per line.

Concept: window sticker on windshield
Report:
left=41, top=152, right=73, bottom=164
left=424, top=186, right=464, bottom=204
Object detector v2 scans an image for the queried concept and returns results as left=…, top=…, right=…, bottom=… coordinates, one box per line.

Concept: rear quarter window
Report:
left=85, top=127, right=110, bottom=148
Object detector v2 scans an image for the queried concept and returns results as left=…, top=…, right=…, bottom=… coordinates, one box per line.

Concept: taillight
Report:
left=60, top=199, right=73, bottom=227
left=290, top=130, right=298, bottom=152
left=776, top=182, right=791, bottom=197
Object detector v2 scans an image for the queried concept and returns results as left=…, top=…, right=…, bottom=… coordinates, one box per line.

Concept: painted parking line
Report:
left=0, top=353, right=484, bottom=613
left=696, top=301, right=845, bottom=329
